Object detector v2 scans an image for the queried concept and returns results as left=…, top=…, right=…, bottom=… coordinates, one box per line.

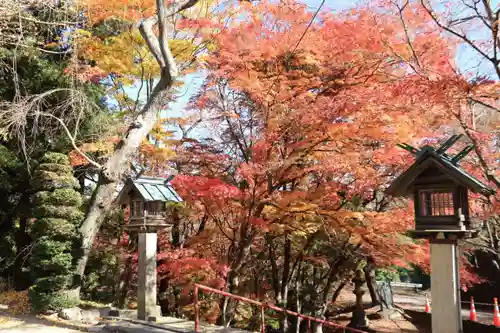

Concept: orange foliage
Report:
left=78, top=0, right=156, bottom=24
left=168, top=0, right=498, bottom=293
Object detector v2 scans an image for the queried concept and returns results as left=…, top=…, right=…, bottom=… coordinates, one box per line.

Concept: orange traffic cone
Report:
left=470, top=297, right=477, bottom=322
left=493, top=297, right=500, bottom=326
left=425, top=295, right=431, bottom=313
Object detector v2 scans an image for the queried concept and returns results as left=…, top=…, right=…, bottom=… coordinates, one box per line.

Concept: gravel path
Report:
left=0, top=316, right=83, bottom=332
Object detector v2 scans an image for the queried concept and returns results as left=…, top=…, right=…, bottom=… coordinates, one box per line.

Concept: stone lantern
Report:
left=387, top=134, right=494, bottom=238
left=386, top=135, right=495, bottom=333
left=115, top=176, right=182, bottom=321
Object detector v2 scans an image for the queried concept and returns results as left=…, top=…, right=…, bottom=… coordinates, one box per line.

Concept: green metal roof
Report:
left=115, top=176, right=182, bottom=204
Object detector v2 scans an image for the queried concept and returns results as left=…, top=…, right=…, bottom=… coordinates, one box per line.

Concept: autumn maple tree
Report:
left=159, top=0, right=498, bottom=329
left=0, top=0, right=497, bottom=321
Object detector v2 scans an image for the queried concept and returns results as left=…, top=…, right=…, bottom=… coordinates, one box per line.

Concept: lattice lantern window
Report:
left=130, top=200, right=144, bottom=217
left=418, top=190, right=455, bottom=217
left=412, top=185, right=470, bottom=232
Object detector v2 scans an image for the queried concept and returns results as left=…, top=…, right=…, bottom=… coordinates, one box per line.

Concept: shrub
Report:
left=31, top=218, right=76, bottom=239
left=28, top=288, right=78, bottom=313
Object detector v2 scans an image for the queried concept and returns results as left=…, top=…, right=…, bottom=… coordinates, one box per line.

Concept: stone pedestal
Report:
left=137, top=232, right=159, bottom=320
left=430, top=241, right=462, bottom=333
left=376, top=280, right=402, bottom=319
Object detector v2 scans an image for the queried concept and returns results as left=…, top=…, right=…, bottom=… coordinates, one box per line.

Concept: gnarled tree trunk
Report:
left=74, top=81, right=173, bottom=284
left=363, top=257, right=379, bottom=307
left=73, top=0, right=202, bottom=290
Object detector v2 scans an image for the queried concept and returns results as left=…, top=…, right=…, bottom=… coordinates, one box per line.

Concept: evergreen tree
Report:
left=29, top=152, right=83, bottom=312
left=0, top=1, right=111, bottom=289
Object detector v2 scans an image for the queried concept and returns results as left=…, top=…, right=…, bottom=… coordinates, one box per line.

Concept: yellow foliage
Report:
left=80, top=0, right=156, bottom=23
left=81, top=29, right=199, bottom=78
left=81, top=30, right=161, bottom=77
left=76, top=29, right=92, bottom=38
left=0, top=290, right=30, bottom=315
left=79, top=0, right=218, bottom=77
left=183, top=0, right=217, bottom=20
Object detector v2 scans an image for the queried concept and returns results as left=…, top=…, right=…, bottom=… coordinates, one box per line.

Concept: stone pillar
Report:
left=137, top=232, right=158, bottom=321
left=348, top=269, right=369, bottom=330
left=430, top=240, right=462, bottom=333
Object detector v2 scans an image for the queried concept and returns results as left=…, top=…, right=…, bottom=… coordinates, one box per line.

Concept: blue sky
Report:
left=118, top=0, right=497, bottom=141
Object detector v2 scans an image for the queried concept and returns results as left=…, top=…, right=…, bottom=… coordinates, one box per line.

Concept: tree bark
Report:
left=218, top=229, right=258, bottom=325
left=278, top=235, right=291, bottom=333
left=294, top=275, right=302, bottom=333
left=74, top=77, right=176, bottom=286
left=218, top=271, right=239, bottom=326
left=363, top=258, right=380, bottom=307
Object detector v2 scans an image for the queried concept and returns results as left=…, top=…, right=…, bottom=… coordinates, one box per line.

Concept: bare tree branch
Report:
left=138, top=17, right=165, bottom=69
left=395, top=0, right=422, bottom=69
left=2, top=41, right=72, bottom=54
left=469, top=97, right=500, bottom=114
left=420, top=0, right=500, bottom=79
left=139, top=0, right=200, bottom=77
left=157, top=0, right=173, bottom=73
left=453, top=111, right=500, bottom=188
left=39, top=112, right=102, bottom=169
left=0, top=88, right=102, bottom=165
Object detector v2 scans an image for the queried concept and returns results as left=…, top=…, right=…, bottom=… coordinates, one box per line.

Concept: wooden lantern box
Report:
left=386, top=135, right=495, bottom=240
left=115, top=176, right=182, bottom=232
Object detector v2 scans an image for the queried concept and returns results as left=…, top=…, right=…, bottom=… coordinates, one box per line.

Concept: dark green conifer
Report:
left=29, top=152, right=83, bottom=313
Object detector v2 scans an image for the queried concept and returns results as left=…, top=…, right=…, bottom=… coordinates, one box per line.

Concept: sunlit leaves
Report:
left=164, top=0, right=499, bottom=294
left=82, top=30, right=160, bottom=77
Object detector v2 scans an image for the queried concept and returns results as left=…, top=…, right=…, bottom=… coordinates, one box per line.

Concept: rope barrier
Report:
left=421, top=297, right=496, bottom=306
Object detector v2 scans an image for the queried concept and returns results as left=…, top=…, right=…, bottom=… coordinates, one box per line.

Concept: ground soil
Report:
left=0, top=287, right=431, bottom=333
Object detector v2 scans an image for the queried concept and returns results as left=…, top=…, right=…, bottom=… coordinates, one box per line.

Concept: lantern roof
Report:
left=115, top=175, right=182, bottom=205
left=386, top=135, right=495, bottom=197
